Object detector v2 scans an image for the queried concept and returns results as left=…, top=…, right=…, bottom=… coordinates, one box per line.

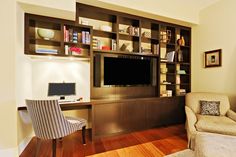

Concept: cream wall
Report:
left=0, top=0, right=18, bottom=156
left=31, top=59, right=91, bottom=128
left=31, top=60, right=90, bottom=101
left=14, top=0, right=85, bottom=156
left=192, top=0, right=236, bottom=110
left=95, top=0, right=199, bottom=24
left=17, top=0, right=76, bottom=20
left=79, top=0, right=194, bottom=27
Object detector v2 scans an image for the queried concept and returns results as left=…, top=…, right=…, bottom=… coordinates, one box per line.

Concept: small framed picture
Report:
left=204, top=49, right=222, bottom=68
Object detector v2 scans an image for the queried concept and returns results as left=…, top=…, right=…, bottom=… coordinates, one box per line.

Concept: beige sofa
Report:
left=185, top=92, right=236, bottom=149
left=165, top=132, right=236, bottom=157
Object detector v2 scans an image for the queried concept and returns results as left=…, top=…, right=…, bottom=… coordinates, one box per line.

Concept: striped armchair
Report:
left=26, top=100, right=87, bottom=157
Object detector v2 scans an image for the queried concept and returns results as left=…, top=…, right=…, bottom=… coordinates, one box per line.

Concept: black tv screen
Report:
left=104, top=57, right=151, bottom=85
left=48, top=83, right=76, bottom=96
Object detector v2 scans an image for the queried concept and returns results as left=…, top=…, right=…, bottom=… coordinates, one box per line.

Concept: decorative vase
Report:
left=178, top=50, right=183, bottom=62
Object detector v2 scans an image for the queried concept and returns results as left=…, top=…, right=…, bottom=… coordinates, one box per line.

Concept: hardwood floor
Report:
left=20, top=124, right=187, bottom=157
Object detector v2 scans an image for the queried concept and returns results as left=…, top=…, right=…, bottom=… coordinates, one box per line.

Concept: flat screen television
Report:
left=48, top=82, right=76, bottom=99
left=104, top=57, right=151, bottom=85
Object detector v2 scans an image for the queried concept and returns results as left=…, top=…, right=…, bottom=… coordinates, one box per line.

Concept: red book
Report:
left=63, top=26, right=66, bottom=42
left=65, top=30, right=69, bottom=42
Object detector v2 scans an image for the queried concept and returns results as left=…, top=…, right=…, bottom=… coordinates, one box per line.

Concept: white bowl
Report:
left=37, top=28, right=55, bottom=40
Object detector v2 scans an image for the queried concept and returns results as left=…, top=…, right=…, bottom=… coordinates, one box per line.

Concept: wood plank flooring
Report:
left=20, top=124, right=187, bottom=157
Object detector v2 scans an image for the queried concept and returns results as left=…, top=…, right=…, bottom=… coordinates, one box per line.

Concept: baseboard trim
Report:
left=18, top=136, right=33, bottom=155
left=0, top=147, right=18, bottom=157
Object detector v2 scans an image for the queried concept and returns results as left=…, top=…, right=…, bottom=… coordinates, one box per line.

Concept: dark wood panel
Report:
left=93, top=103, right=123, bottom=137
left=146, top=99, right=166, bottom=128
left=92, top=97, right=185, bottom=139
left=115, top=86, right=157, bottom=99
left=122, top=102, right=146, bottom=131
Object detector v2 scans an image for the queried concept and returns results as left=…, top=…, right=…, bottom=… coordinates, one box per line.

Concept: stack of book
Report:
left=81, top=31, right=90, bottom=44
left=152, top=44, right=159, bottom=55
left=64, top=26, right=90, bottom=44
left=36, top=48, right=58, bottom=54
left=111, top=39, right=117, bottom=51
left=93, top=38, right=101, bottom=49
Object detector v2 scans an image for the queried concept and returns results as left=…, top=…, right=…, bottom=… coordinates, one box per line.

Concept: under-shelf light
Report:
left=27, top=55, right=90, bottom=62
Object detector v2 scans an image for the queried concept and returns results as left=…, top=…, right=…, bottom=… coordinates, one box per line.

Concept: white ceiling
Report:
left=96, top=0, right=220, bottom=24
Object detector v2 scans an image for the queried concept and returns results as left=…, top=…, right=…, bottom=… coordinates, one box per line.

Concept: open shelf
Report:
left=93, top=29, right=117, bottom=38
left=64, top=41, right=90, bottom=48
left=25, top=4, right=191, bottom=99
left=25, top=14, right=92, bottom=59
left=29, top=38, right=61, bottom=46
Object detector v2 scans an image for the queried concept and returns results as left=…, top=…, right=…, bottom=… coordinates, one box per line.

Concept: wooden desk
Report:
left=17, top=101, right=92, bottom=111
left=18, top=97, right=185, bottom=140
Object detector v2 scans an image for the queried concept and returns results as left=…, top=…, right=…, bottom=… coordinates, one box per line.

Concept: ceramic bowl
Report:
left=37, top=28, right=55, bottom=40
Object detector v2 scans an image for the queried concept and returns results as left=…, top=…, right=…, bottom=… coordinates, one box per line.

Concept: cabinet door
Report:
left=147, top=97, right=185, bottom=127
left=146, top=99, right=166, bottom=128
left=93, top=103, right=123, bottom=137
left=122, top=101, right=146, bottom=131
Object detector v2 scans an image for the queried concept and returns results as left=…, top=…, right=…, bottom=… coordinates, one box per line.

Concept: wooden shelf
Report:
left=93, top=29, right=117, bottom=38
left=29, top=51, right=89, bottom=58
left=119, top=33, right=139, bottom=40
left=160, top=61, right=176, bottom=64
left=160, top=83, right=189, bottom=86
left=160, top=61, right=190, bottom=65
left=65, top=23, right=92, bottom=31
left=160, top=42, right=176, bottom=46
left=160, top=72, right=190, bottom=76
left=93, top=49, right=117, bottom=53
left=93, top=49, right=159, bottom=57
left=64, top=42, right=91, bottom=49
left=29, top=38, right=61, bottom=46
left=160, top=73, right=176, bottom=75
left=141, top=37, right=159, bottom=43
left=160, top=83, right=176, bottom=86
left=180, top=45, right=190, bottom=48
left=26, top=54, right=90, bottom=60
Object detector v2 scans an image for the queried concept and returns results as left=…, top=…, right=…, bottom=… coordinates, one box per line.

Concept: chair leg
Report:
left=82, top=126, right=86, bottom=145
left=52, top=139, right=57, bottom=157
left=34, top=137, right=41, bottom=157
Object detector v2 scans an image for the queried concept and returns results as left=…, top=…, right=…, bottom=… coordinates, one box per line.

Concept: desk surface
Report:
left=18, top=101, right=92, bottom=111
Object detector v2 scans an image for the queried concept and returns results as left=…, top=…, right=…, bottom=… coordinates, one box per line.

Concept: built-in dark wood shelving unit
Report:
left=24, top=3, right=191, bottom=140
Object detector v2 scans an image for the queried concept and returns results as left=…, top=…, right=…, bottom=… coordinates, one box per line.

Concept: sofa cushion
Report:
left=195, top=133, right=236, bottom=157
left=196, top=114, right=236, bottom=136
left=186, top=92, right=230, bottom=115
left=200, top=100, right=220, bottom=116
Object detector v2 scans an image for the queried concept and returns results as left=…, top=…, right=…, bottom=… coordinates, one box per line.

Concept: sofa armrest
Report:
left=185, top=106, right=197, bottom=133
left=227, top=109, right=236, bottom=122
